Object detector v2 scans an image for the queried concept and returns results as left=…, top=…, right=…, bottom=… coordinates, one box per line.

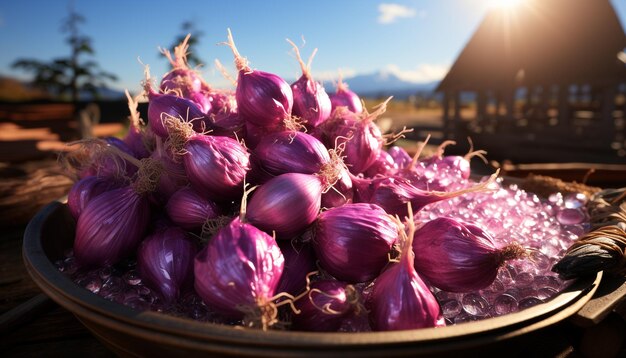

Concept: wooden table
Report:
left=0, top=225, right=114, bottom=357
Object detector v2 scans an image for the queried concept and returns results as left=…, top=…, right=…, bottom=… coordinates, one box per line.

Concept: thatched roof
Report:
left=437, top=0, right=626, bottom=92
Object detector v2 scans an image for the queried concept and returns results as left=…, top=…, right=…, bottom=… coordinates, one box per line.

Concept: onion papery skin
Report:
left=183, top=134, right=250, bottom=202
left=329, top=86, right=363, bottom=114
left=124, top=124, right=151, bottom=159
left=236, top=69, right=293, bottom=128
left=251, top=131, right=330, bottom=182
left=194, top=217, right=284, bottom=319
left=276, top=240, right=317, bottom=296
left=147, top=92, right=208, bottom=137
left=292, top=280, right=359, bottom=332
left=160, top=68, right=207, bottom=98
left=313, top=203, right=397, bottom=283
left=412, top=217, right=504, bottom=292
left=368, top=259, right=444, bottom=331
left=166, top=187, right=220, bottom=231
left=150, top=149, right=189, bottom=202
left=79, top=137, right=137, bottom=179
left=74, top=186, right=150, bottom=268
left=323, top=110, right=383, bottom=175
left=321, top=167, right=353, bottom=209
left=246, top=173, right=322, bottom=239
left=137, top=227, right=198, bottom=303
left=291, top=76, right=331, bottom=129
left=67, top=176, right=119, bottom=219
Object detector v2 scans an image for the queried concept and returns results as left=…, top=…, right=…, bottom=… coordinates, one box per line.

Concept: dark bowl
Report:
left=23, top=200, right=602, bottom=357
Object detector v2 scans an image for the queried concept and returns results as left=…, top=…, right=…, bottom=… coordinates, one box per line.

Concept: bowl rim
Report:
left=23, top=199, right=602, bottom=351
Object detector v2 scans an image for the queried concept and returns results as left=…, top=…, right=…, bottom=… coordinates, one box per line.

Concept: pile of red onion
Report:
left=56, top=31, right=590, bottom=332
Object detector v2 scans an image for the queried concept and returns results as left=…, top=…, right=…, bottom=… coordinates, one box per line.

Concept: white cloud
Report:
left=382, top=63, right=450, bottom=83
left=378, top=3, right=417, bottom=24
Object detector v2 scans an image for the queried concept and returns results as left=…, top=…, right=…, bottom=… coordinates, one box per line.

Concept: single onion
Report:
left=74, top=158, right=161, bottom=267
left=246, top=173, right=322, bottom=239
left=146, top=90, right=208, bottom=138
left=194, top=216, right=284, bottom=328
left=329, top=78, right=363, bottom=114
left=250, top=131, right=330, bottom=183
left=74, top=186, right=151, bottom=267
left=166, top=187, right=221, bottom=231
left=368, top=208, right=445, bottom=331
left=77, top=137, right=137, bottom=179
left=159, top=35, right=211, bottom=100
left=123, top=90, right=152, bottom=159
left=320, top=103, right=387, bottom=175
left=67, top=176, right=119, bottom=219
left=161, top=116, right=250, bottom=202
left=224, top=29, right=293, bottom=129
left=292, top=279, right=364, bottom=332
left=137, top=227, right=198, bottom=303
left=312, top=203, right=398, bottom=283
left=287, top=40, right=331, bottom=129
left=412, top=217, right=526, bottom=292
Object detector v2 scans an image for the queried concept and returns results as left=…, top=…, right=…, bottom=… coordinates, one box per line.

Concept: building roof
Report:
left=437, top=0, right=626, bottom=92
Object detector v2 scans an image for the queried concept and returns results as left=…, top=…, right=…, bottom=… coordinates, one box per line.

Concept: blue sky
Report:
left=1, top=0, right=625, bottom=94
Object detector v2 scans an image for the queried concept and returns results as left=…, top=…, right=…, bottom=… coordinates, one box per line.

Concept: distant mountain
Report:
left=340, top=71, right=439, bottom=99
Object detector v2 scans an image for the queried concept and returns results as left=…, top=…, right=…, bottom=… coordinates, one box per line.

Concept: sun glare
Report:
left=490, top=0, right=523, bottom=9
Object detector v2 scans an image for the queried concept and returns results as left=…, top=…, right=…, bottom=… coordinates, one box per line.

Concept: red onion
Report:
left=160, top=35, right=210, bottom=97
left=166, top=187, right=221, bottom=231
left=160, top=114, right=250, bottom=202
left=251, top=131, right=330, bottom=183
left=123, top=90, right=152, bottom=159
left=287, top=40, right=331, bottom=129
left=364, top=149, right=397, bottom=178
left=209, top=111, right=245, bottom=139
left=368, top=209, right=445, bottom=330
left=412, top=217, right=526, bottom=292
left=194, top=216, right=284, bottom=328
left=137, top=227, right=198, bottom=303
left=67, top=176, right=119, bottom=219
left=183, top=134, right=250, bottom=202
left=292, top=279, right=364, bottom=332
left=150, top=137, right=188, bottom=201
left=312, top=203, right=398, bottom=282
left=74, top=156, right=162, bottom=267
left=321, top=102, right=387, bottom=175
left=224, top=29, right=293, bottom=128
left=276, top=240, right=317, bottom=296
left=146, top=90, right=209, bottom=138
left=321, top=166, right=353, bottom=209
left=387, top=146, right=412, bottom=168
left=246, top=173, right=323, bottom=239
left=329, top=78, right=363, bottom=114
left=74, top=186, right=151, bottom=267
left=77, top=137, right=137, bottom=179
left=351, top=172, right=498, bottom=218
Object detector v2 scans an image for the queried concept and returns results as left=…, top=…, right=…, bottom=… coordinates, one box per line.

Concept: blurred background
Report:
left=0, top=0, right=625, bottom=225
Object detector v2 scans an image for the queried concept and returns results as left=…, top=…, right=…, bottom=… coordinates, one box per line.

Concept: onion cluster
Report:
left=62, top=30, right=529, bottom=333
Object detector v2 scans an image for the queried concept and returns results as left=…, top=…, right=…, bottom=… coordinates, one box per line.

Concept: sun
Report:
left=489, top=0, right=524, bottom=9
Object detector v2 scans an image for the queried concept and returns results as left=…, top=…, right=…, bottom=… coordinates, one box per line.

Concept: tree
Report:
left=11, top=6, right=117, bottom=103
left=165, top=21, right=205, bottom=68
